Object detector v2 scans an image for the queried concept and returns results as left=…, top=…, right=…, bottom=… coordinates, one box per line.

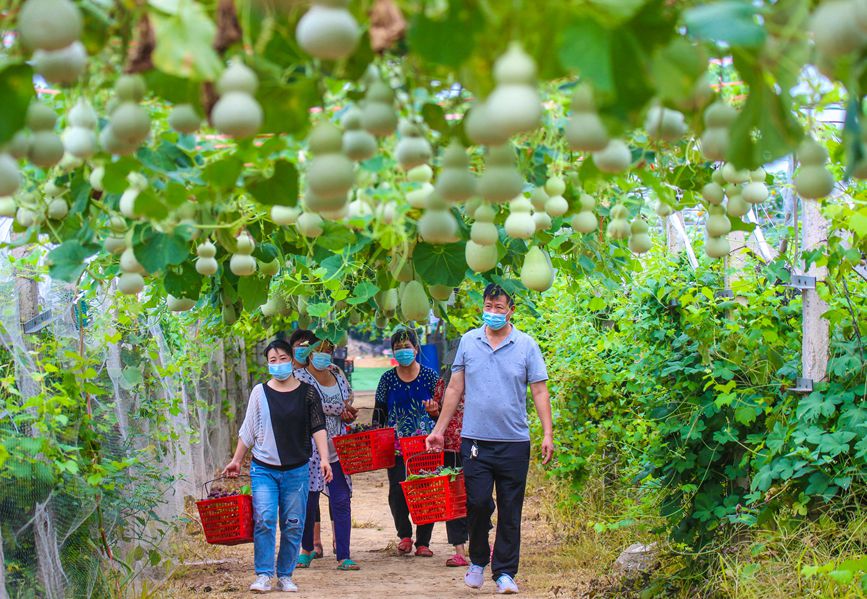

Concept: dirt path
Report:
left=166, top=392, right=589, bottom=598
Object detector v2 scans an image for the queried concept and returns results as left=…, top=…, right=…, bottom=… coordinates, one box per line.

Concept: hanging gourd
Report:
left=435, top=140, right=476, bottom=203
left=571, top=194, right=598, bottom=233
left=406, top=164, right=434, bottom=209
left=628, top=220, right=652, bottom=254
left=564, top=84, right=609, bottom=152
left=700, top=102, right=737, bottom=162
left=795, top=138, right=835, bottom=199
left=295, top=0, right=360, bottom=60
left=400, top=281, right=430, bottom=322
left=395, top=121, right=432, bottom=170
left=341, top=106, right=377, bottom=161
left=471, top=204, right=499, bottom=246
left=361, top=80, right=398, bottom=137
left=169, top=104, right=201, bottom=135
left=212, top=61, right=263, bottom=139
left=465, top=240, right=498, bottom=273
left=504, top=196, right=535, bottom=240
left=418, top=193, right=459, bottom=244
left=229, top=231, right=257, bottom=276
left=195, top=240, right=219, bottom=276
left=478, top=144, right=523, bottom=203
left=521, top=246, right=554, bottom=292
left=606, top=204, right=630, bottom=240
left=543, top=176, right=568, bottom=217
left=485, top=42, right=542, bottom=137
left=26, top=103, right=64, bottom=168
left=644, top=106, right=687, bottom=142
left=306, top=121, right=355, bottom=212
left=592, top=139, right=632, bottom=174
left=62, top=99, right=97, bottom=159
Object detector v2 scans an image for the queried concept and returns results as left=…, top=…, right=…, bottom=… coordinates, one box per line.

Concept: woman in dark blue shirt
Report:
left=372, top=327, right=439, bottom=556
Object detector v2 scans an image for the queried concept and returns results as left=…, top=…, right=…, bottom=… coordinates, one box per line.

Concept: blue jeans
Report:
left=251, top=460, right=309, bottom=577
left=302, top=461, right=352, bottom=560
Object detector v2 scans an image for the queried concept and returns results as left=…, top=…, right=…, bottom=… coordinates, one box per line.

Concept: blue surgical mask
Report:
left=311, top=352, right=332, bottom=371
left=268, top=362, right=294, bottom=381
left=293, top=346, right=311, bottom=364
left=394, top=348, right=416, bottom=366
left=482, top=311, right=508, bottom=330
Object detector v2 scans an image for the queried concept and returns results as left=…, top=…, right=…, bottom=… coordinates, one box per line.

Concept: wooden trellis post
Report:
left=801, top=198, right=829, bottom=384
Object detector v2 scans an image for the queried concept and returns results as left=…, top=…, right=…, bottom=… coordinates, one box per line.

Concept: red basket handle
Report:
left=404, top=449, right=458, bottom=476
left=201, top=474, right=250, bottom=500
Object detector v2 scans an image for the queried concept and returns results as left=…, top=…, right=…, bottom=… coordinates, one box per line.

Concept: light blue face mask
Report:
left=293, top=346, right=311, bottom=364
left=311, top=352, right=332, bottom=371
left=393, top=348, right=416, bottom=366
left=482, top=311, right=508, bottom=330
left=268, top=361, right=294, bottom=381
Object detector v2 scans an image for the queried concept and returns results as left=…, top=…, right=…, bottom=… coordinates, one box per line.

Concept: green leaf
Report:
left=47, top=240, right=99, bottom=282
left=347, top=281, right=380, bottom=305
left=237, top=276, right=270, bottom=312
left=407, top=0, right=481, bottom=68
left=164, top=261, right=203, bottom=300
left=315, top=223, right=356, bottom=252
left=849, top=210, right=867, bottom=238
left=0, top=63, right=35, bottom=145
left=306, top=301, right=332, bottom=318
left=257, top=76, right=321, bottom=137
left=421, top=103, right=449, bottom=135
left=650, top=38, right=708, bottom=105
left=246, top=160, right=298, bottom=206
left=151, top=0, right=223, bottom=81
left=132, top=227, right=190, bottom=273
left=684, top=2, right=766, bottom=47
left=558, top=17, right=613, bottom=93
left=121, top=366, right=143, bottom=389
left=413, top=242, right=468, bottom=287
left=727, top=54, right=803, bottom=169
left=203, top=157, right=243, bottom=191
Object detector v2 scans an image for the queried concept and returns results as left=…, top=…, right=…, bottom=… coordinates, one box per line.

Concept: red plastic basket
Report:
left=400, top=451, right=467, bottom=525
left=195, top=477, right=253, bottom=545
left=333, top=427, right=396, bottom=474
left=398, top=435, right=428, bottom=459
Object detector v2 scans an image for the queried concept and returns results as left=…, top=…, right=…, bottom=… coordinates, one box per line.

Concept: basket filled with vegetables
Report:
left=333, top=424, right=397, bottom=474
left=195, top=476, right=253, bottom=545
left=400, top=451, right=467, bottom=525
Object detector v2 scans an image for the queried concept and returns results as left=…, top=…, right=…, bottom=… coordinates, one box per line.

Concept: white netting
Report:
left=0, top=220, right=251, bottom=597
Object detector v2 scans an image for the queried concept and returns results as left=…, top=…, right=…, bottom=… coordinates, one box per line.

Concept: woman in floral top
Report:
left=372, top=326, right=439, bottom=557
left=425, top=374, right=470, bottom=567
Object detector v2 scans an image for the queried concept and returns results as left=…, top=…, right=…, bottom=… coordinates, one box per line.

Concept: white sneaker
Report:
left=277, top=577, right=298, bottom=592
left=465, top=564, right=485, bottom=589
left=496, top=573, right=519, bottom=594
left=250, top=574, right=271, bottom=592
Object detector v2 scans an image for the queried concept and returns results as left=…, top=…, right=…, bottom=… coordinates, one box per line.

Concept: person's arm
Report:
left=223, top=438, right=248, bottom=476
left=527, top=339, right=554, bottom=464
left=530, top=381, right=554, bottom=464
left=426, top=370, right=464, bottom=451
left=307, top=385, right=334, bottom=483
left=223, top=386, right=259, bottom=476
left=312, top=429, right=333, bottom=483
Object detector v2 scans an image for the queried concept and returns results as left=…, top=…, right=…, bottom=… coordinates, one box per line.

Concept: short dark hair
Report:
left=288, top=329, right=317, bottom=348
left=263, top=339, right=293, bottom=359
left=483, top=283, right=514, bottom=307
left=390, top=326, right=419, bottom=350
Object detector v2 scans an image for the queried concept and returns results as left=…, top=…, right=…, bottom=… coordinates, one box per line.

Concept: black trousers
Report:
left=461, top=437, right=530, bottom=580
left=386, top=455, right=434, bottom=547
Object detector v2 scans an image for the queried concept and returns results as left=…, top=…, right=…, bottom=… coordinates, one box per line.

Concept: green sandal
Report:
left=337, top=559, right=360, bottom=571
left=297, top=553, right=315, bottom=568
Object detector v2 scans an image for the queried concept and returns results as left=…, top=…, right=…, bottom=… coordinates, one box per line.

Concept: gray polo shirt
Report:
left=451, top=325, right=548, bottom=442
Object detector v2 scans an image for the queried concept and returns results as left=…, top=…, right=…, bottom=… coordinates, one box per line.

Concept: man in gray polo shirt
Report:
left=427, top=283, right=554, bottom=594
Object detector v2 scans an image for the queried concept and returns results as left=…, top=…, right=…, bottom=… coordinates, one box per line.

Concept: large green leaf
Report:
left=407, top=0, right=482, bottom=68
left=164, top=260, right=203, bottom=299
left=132, top=226, right=190, bottom=273
left=684, top=1, right=766, bottom=47
left=203, top=157, right=243, bottom=191
left=0, top=63, right=35, bottom=145
left=413, top=242, right=468, bottom=287
left=47, top=240, right=99, bottom=283
left=557, top=17, right=614, bottom=93
left=237, top=275, right=270, bottom=312
left=347, top=281, right=380, bottom=306
left=246, top=160, right=298, bottom=206
left=650, top=38, right=708, bottom=105
left=257, top=77, right=321, bottom=137
left=727, top=53, right=803, bottom=169
left=151, top=0, right=223, bottom=81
